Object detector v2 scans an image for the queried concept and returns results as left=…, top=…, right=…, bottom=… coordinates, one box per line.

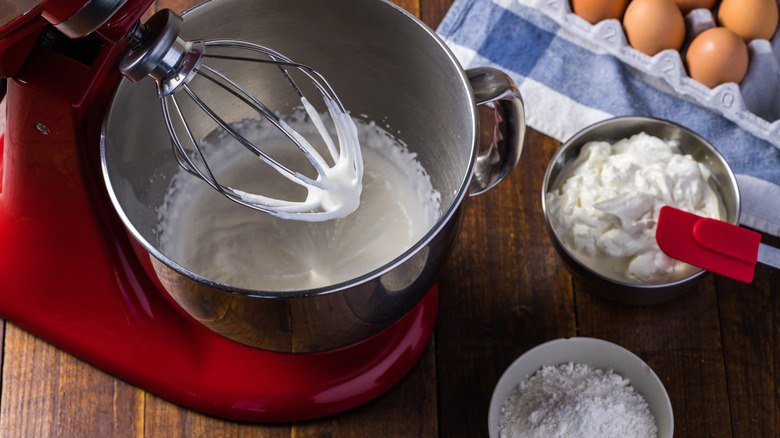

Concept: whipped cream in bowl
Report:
left=542, top=117, right=740, bottom=304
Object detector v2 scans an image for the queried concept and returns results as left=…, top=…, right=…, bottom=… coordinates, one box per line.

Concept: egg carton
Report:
left=523, top=0, right=780, bottom=149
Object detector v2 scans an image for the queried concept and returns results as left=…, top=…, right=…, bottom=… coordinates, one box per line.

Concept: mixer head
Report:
left=0, top=0, right=142, bottom=77
left=118, top=10, right=364, bottom=221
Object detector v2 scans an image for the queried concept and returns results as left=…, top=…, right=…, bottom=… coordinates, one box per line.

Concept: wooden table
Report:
left=2, top=0, right=778, bottom=436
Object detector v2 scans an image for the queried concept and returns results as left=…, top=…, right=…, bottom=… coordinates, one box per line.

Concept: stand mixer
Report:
left=0, top=0, right=438, bottom=422
left=0, top=0, right=526, bottom=423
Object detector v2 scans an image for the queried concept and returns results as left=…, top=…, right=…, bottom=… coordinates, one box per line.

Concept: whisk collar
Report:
left=120, top=9, right=205, bottom=97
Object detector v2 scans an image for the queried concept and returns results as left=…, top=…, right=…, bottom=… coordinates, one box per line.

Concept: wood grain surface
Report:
left=1, top=0, right=778, bottom=436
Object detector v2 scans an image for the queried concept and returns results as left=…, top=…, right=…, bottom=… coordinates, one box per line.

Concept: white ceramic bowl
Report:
left=488, top=337, right=673, bottom=438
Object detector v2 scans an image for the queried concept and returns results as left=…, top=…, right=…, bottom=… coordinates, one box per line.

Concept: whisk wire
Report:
left=163, top=92, right=224, bottom=193
left=194, top=63, right=333, bottom=180
left=177, top=80, right=329, bottom=191
left=205, top=54, right=305, bottom=99
left=203, top=39, right=346, bottom=111
left=163, top=93, right=297, bottom=214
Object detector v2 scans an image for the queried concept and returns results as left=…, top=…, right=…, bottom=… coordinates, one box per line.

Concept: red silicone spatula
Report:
left=656, top=206, right=780, bottom=283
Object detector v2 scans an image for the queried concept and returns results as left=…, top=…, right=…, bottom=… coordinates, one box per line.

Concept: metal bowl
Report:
left=541, top=116, right=740, bottom=305
left=102, top=0, right=524, bottom=353
left=488, top=338, right=673, bottom=438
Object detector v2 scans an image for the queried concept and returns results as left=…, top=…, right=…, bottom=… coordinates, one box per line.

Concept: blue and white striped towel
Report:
left=437, top=0, right=780, bottom=237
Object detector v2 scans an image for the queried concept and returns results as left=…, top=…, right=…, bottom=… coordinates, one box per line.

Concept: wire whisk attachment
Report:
left=119, top=9, right=363, bottom=221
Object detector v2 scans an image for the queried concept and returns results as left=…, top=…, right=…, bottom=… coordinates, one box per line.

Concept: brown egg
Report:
left=717, top=0, right=779, bottom=42
left=572, top=0, right=630, bottom=24
left=672, top=0, right=718, bottom=14
left=623, top=0, right=686, bottom=56
left=685, top=27, right=749, bottom=87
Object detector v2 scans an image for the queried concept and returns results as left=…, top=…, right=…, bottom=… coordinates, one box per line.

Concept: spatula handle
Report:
left=691, top=216, right=761, bottom=264
left=757, top=243, right=780, bottom=270
left=656, top=206, right=759, bottom=283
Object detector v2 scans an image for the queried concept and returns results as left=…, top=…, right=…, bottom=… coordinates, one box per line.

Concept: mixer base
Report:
left=0, top=238, right=437, bottom=422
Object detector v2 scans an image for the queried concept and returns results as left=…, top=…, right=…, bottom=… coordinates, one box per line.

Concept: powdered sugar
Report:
left=498, top=362, right=657, bottom=438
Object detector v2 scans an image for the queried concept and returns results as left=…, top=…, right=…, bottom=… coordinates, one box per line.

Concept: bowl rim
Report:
left=488, top=337, right=674, bottom=438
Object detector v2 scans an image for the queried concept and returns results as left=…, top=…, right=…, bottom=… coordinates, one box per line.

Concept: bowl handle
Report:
left=466, top=67, right=526, bottom=196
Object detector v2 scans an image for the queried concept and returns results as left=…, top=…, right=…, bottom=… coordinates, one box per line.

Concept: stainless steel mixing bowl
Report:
left=541, top=116, right=740, bottom=305
left=102, top=0, right=525, bottom=352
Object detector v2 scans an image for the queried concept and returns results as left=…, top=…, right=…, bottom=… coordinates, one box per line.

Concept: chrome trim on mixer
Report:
left=1, top=0, right=43, bottom=28
left=119, top=10, right=200, bottom=96
left=54, top=0, right=127, bottom=38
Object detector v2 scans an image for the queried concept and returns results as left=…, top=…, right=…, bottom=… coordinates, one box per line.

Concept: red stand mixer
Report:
left=0, top=0, right=525, bottom=423
left=0, top=0, right=440, bottom=422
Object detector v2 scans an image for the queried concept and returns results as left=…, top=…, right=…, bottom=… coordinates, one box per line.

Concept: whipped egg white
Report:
left=546, top=132, right=722, bottom=284
left=158, top=114, right=441, bottom=291
left=234, top=96, right=363, bottom=221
